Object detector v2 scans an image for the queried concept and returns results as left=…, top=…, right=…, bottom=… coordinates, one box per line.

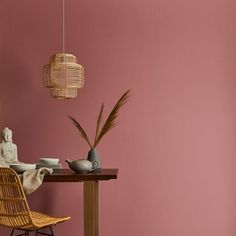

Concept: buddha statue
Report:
left=0, top=127, right=18, bottom=165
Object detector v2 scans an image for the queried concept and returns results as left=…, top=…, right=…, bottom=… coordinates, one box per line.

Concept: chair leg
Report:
left=36, top=226, right=54, bottom=236
left=12, top=227, right=54, bottom=236
left=49, top=227, right=54, bottom=236
left=11, top=229, right=30, bottom=236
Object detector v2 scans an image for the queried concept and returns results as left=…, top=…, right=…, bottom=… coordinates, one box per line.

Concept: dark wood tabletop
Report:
left=43, top=168, right=118, bottom=182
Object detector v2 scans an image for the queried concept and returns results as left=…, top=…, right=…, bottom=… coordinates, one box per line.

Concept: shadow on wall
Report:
left=28, top=184, right=58, bottom=214
left=0, top=1, right=43, bottom=104
left=0, top=48, right=33, bottom=103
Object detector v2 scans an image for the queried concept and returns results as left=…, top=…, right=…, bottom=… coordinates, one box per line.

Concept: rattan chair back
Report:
left=0, top=168, right=32, bottom=228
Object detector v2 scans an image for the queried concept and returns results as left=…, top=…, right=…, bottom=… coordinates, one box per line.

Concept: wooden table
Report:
left=43, top=169, right=118, bottom=236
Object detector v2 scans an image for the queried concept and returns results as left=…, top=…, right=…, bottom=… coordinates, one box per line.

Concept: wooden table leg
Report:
left=84, top=181, right=99, bottom=236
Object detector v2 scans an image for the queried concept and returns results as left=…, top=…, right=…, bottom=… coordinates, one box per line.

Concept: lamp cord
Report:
left=62, top=0, right=65, bottom=54
left=62, top=0, right=67, bottom=86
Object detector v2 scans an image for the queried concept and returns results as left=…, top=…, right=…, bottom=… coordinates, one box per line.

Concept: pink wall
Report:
left=1, top=0, right=236, bottom=235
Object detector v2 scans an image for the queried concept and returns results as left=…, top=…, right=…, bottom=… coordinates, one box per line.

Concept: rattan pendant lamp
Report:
left=43, top=0, right=84, bottom=99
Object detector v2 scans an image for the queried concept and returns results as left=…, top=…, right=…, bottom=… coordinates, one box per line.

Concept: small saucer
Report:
left=36, top=163, right=62, bottom=169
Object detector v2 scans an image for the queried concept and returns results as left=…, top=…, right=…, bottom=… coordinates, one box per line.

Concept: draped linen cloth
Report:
left=0, top=158, right=53, bottom=194
left=19, top=168, right=53, bottom=194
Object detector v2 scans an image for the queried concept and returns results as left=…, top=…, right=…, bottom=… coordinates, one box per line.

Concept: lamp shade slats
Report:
left=43, top=53, right=84, bottom=99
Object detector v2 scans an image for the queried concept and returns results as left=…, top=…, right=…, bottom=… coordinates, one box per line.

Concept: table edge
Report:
left=43, top=168, right=118, bottom=182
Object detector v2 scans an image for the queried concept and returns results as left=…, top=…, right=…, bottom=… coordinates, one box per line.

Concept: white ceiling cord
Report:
left=62, top=0, right=65, bottom=54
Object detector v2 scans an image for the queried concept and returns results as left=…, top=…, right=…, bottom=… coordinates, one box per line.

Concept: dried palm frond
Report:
left=93, top=90, right=130, bottom=147
left=68, top=116, right=92, bottom=148
left=68, top=90, right=131, bottom=149
left=93, top=103, right=104, bottom=147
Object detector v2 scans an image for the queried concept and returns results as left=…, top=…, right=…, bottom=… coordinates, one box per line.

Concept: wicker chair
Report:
left=0, top=167, right=71, bottom=236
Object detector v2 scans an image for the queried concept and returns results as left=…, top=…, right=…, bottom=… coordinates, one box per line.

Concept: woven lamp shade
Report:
left=43, top=53, right=84, bottom=99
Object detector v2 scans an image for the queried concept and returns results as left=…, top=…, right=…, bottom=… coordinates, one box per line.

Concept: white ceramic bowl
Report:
left=39, top=158, right=59, bottom=165
left=10, top=163, right=36, bottom=173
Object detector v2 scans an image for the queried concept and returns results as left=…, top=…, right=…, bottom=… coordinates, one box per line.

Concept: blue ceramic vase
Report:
left=87, top=148, right=101, bottom=171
